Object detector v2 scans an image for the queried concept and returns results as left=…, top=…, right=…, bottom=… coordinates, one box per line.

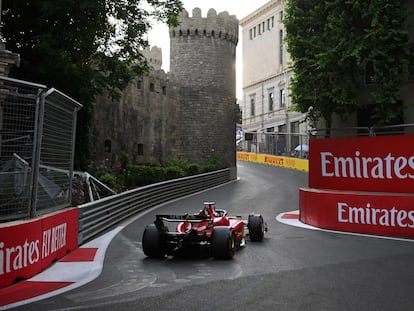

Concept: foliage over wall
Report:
left=71, top=155, right=220, bottom=204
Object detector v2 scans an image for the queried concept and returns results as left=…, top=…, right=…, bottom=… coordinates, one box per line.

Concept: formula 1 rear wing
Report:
left=155, top=214, right=208, bottom=223
left=154, top=214, right=210, bottom=232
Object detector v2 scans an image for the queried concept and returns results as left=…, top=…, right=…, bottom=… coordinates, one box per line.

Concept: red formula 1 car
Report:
left=142, top=202, right=266, bottom=259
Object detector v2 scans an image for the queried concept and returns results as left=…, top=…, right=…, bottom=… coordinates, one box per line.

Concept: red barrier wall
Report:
left=301, top=134, right=414, bottom=239
left=309, top=134, right=414, bottom=193
left=300, top=188, right=414, bottom=238
left=0, top=208, right=78, bottom=288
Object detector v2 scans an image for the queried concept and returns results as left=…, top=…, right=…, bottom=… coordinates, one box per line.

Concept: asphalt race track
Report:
left=14, top=161, right=414, bottom=311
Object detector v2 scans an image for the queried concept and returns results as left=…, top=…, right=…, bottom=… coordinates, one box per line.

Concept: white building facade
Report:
left=240, top=0, right=307, bottom=155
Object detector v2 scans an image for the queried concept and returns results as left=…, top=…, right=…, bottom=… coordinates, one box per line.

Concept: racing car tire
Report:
left=211, top=227, right=235, bottom=259
left=142, top=224, right=166, bottom=258
left=248, top=214, right=264, bottom=242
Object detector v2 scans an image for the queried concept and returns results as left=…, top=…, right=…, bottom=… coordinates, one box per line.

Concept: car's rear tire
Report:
left=211, top=227, right=235, bottom=259
left=142, top=224, right=166, bottom=258
left=248, top=214, right=264, bottom=242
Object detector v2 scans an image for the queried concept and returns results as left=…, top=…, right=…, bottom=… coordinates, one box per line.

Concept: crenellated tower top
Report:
left=141, top=46, right=162, bottom=70
left=169, top=8, right=239, bottom=44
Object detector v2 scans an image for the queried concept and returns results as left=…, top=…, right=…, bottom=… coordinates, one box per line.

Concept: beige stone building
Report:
left=240, top=0, right=307, bottom=155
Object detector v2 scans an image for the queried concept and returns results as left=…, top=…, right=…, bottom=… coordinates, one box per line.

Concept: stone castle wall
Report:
left=93, top=8, right=239, bottom=169
left=93, top=69, right=180, bottom=165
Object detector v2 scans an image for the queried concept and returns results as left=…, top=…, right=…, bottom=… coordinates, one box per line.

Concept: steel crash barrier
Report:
left=77, top=168, right=232, bottom=244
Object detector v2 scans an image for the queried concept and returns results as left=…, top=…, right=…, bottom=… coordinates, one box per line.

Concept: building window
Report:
left=262, top=22, right=265, bottom=33
left=150, top=82, right=155, bottom=92
left=249, top=28, right=253, bottom=40
left=137, top=143, right=144, bottom=155
left=279, top=30, right=284, bottom=64
left=253, top=26, right=256, bottom=37
left=280, top=89, right=286, bottom=108
left=271, top=16, right=275, bottom=28
left=162, top=86, right=166, bottom=95
left=267, top=19, right=270, bottom=30
left=268, top=91, right=274, bottom=111
left=250, top=97, right=255, bottom=116
left=258, top=24, right=261, bottom=35
left=137, top=80, right=142, bottom=89
left=104, top=139, right=111, bottom=153
left=280, top=11, right=283, bottom=21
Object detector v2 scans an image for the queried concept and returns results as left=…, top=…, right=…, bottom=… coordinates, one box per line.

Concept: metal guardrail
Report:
left=77, top=168, right=232, bottom=244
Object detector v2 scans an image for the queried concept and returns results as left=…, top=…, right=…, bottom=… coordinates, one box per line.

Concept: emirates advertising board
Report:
left=0, top=208, right=78, bottom=288
left=309, top=134, right=414, bottom=194
left=300, top=188, right=414, bottom=239
left=301, top=134, right=414, bottom=239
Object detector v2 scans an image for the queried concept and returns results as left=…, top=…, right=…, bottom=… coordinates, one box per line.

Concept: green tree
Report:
left=2, top=0, right=183, bottom=169
left=284, top=0, right=413, bottom=132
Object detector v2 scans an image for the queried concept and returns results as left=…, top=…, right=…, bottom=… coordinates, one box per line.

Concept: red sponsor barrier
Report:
left=309, top=134, right=414, bottom=193
left=0, top=208, right=78, bottom=288
left=300, top=188, right=414, bottom=239
left=301, top=134, right=414, bottom=239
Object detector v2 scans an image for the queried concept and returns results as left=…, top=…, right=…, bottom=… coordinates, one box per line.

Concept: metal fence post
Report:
left=29, top=89, right=45, bottom=218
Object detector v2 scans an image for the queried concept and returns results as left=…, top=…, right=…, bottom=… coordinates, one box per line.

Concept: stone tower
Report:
left=170, top=8, right=239, bottom=171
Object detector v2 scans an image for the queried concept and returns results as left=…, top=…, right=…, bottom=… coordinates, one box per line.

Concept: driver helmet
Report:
left=203, top=201, right=216, bottom=217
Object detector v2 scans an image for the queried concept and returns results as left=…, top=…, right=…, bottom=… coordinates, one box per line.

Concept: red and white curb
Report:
left=0, top=226, right=123, bottom=310
left=276, top=210, right=318, bottom=230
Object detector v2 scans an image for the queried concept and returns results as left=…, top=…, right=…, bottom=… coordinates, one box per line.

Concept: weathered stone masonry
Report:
left=92, top=8, right=239, bottom=171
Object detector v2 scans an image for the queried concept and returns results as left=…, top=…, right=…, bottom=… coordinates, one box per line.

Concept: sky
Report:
left=147, top=0, right=270, bottom=99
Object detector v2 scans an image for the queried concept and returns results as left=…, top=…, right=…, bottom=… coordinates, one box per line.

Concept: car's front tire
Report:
left=142, top=224, right=166, bottom=258
left=248, top=214, right=265, bottom=242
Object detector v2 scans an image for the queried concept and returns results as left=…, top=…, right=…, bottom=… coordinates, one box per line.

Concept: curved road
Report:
left=17, top=161, right=414, bottom=311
